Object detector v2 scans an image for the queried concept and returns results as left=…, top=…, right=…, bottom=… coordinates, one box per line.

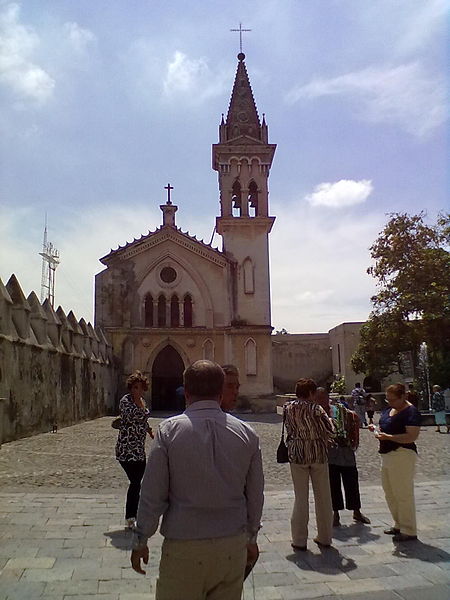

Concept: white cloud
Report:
left=0, top=2, right=55, bottom=103
left=270, top=200, right=384, bottom=332
left=163, top=51, right=226, bottom=103
left=63, top=21, right=96, bottom=54
left=305, top=179, right=373, bottom=208
left=396, top=0, right=448, bottom=56
left=286, top=62, right=447, bottom=138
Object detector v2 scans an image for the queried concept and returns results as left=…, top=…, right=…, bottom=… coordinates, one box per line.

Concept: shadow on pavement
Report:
left=239, top=413, right=283, bottom=424
left=104, top=528, right=133, bottom=551
left=287, top=546, right=357, bottom=574
left=332, top=522, right=380, bottom=544
left=393, top=539, right=450, bottom=563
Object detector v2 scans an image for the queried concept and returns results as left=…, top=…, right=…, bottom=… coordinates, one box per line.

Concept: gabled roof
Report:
left=100, top=225, right=228, bottom=267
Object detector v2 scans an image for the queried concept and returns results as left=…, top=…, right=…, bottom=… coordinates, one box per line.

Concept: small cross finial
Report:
left=164, top=183, right=174, bottom=205
left=230, top=22, right=251, bottom=54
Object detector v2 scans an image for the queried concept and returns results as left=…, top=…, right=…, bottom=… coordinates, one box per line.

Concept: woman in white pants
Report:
left=371, top=383, right=421, bottom=542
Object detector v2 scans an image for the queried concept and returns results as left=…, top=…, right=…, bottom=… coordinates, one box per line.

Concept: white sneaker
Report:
left=126, top=518, right=136, bottom=529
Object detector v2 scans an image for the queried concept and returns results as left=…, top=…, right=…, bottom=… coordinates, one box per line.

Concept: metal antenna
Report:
left=39, top=214, right=60, bottom=306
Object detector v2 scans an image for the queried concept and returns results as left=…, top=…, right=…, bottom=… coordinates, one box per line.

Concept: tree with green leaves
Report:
left=351, top=212, right=450, bottom=386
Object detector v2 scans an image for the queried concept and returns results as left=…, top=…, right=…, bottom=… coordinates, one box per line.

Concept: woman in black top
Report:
left=115, top=371, right=153, bottom=528
left=370, top=383, right=420, bottom=542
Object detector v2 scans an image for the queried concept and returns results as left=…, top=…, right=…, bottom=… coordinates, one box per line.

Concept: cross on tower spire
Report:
left=230, top=22, right=251, bottom=54
left=164, top=183, right=173, bottom=205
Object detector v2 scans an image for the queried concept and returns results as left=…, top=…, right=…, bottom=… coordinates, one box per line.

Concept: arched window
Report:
left=243, top=258, right=255, bottom=294
left=245, top=338, right=257, bottom=375
left=157, top=295, right=166, bottom=327
left=170, top=294, right=180, bottom=327
left=248, top=180, right=258, bottom=217
left=144, top=294, right=153, bottom=327
left=231, top=180, right=241, bottom=217
left=203, top=339, right=214, bottom=361
left=183, top=294, right=193, bottom=327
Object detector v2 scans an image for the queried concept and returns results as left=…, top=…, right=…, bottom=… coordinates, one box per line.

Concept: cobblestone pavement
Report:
left=0, top=413, right=449, bottom=491
left=0, top=413, right=449, bottom=599
left=0, top=483, right=449, bottom=600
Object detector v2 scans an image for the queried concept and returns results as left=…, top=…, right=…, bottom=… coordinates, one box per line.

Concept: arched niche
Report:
left=245, top=338, right=257, bottom=376
left=243, top=258, right=255, bottom=294
left=202, top=339, right=214, bottom=361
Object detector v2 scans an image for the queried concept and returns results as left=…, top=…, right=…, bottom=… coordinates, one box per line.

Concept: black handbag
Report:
left=276, top=407, right=289, bottom=463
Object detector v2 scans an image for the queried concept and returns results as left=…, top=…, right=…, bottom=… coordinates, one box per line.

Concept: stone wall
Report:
left=0, top=275, right=118, bottom=444
left=272, top=333, right=333, bottom=393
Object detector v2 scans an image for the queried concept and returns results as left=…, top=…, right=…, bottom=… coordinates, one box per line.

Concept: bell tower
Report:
left=212, top=52, right=276, bottom=326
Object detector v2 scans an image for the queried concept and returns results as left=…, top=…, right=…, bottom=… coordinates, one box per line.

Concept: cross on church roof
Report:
left=164, top=183, right=173, bottom=205
left=230, top=22, right=251, bottom=54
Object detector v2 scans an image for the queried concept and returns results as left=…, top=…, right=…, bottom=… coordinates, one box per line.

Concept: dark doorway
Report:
left=151, top=345, right=185, bottom=411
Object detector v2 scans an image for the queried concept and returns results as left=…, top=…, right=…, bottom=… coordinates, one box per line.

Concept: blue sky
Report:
left=0, top=0, right=448, bottom=332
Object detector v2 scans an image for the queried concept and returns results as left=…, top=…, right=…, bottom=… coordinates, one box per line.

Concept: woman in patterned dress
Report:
left=115, top=371, right=153, bottom=528
left=284, top=378, right=335, bottom=551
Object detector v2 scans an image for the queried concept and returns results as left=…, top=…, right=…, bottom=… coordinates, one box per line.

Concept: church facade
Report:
left=94, top=53, right=277, bottom=411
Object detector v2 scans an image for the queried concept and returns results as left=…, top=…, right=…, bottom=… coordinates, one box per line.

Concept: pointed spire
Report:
left=226, top=53, right=260, bottom=140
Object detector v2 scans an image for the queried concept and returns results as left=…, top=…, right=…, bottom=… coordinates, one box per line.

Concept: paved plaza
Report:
left=1, top=414, right=449, bottom=599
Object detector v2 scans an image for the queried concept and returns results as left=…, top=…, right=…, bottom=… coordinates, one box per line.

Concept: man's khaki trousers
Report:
left=290, top=462, right=333, bottom=547
left=155, top=533, right=247, bottom=600
left=381, top=447, right=417, bottom=536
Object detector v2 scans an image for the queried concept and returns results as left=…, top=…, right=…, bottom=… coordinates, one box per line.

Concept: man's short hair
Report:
left=184, top=360, right=225, bottom=398
left=221, top=364, right=239, bottom=377
left=295, top=378, right=317, bottom=399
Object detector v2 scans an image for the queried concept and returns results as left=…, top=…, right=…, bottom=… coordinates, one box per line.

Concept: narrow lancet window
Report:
left=158, top=295, right=166, bottom=327
left=248, top=180, right=258, bottom=217
left=232, top=180, right=242, bottom=217
left=170, top=294, right=180, bottom=327
left=183, top=294, right=193, bottom=327
left=144, top=294, right=153, bottom=327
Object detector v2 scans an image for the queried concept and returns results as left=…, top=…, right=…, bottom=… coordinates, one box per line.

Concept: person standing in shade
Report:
left=351, top=382, right=367, bottom=427
left=370, top=383, right=421, bottom=542
left=115, top=371, right=153, bottom=529
left=284, top=378, right=335, bottom=551
left=406, top=383, right=420, bottom=410
left=366, top=393, right=376, bottom=425
left=316, top=389, right=370, bottom=527
left=432, top=385, right=448, bottom=433
left=131, top=360, right=264, bottom=600
left=221, top=364, right=240, bottom=412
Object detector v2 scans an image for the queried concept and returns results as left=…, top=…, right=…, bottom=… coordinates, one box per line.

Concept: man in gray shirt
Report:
left=131, top=360, right=264, bottom=600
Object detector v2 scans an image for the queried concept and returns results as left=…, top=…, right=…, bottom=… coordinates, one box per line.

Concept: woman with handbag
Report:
left=284, top=378, right=334, bottom=551
left=115, top=371, right=154, bottom=528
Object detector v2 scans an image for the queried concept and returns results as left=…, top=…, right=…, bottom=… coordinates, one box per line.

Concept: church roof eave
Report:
left=100, top=226, right=228, bottom=267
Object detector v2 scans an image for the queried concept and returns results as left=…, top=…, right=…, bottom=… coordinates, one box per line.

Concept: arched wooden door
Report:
left=151, top=345, right=185, bottom=411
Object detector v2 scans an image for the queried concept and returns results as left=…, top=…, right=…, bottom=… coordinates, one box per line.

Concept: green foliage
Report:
left=330, top=375, right=346, bottom=394
left=351, top=212, right=450, bottom=384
